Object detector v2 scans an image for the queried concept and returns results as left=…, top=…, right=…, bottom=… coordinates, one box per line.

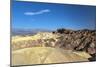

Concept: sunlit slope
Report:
left=12, top=47, right=91, bottom=66
left=12, top=32, right=59, bottom=42
left=12, top=35, right=39, bottom=50
left=12, top=32, right=59, bottom=50
left=12, top=35, right=40, bottom=50
left=12, top=35, right=40, bottom=42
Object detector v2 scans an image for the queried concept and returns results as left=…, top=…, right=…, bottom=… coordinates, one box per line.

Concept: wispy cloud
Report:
left=24, top=9, right=50, bottom=16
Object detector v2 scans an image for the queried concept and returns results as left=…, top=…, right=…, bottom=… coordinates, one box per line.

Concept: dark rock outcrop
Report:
left=53, top=28, right=96, bottom=61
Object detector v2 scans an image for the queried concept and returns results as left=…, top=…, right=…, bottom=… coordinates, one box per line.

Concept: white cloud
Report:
left=24, top=9, right=50, bottom=16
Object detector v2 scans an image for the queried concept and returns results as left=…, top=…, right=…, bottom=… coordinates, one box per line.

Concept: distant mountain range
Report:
left=12, top=28, right=52, bottom=36
left=11, top=28, right=95, bottom=36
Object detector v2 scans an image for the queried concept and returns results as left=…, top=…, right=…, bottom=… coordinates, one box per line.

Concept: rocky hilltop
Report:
left=12, top=29, right=96, bottom=62
left=53, top=29, right=96, bottom=61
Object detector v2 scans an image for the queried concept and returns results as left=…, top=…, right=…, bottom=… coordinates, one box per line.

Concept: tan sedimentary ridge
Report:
left=11, top=29, right=96, bottom=66
left=12, top=30, right=96, bottom=55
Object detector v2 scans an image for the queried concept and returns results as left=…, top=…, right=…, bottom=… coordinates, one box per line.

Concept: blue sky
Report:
left=12, top=1, right=96, bottom=30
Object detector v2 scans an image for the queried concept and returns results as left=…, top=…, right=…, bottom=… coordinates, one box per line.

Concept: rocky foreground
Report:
left=12, top=29, right=96, bottom=65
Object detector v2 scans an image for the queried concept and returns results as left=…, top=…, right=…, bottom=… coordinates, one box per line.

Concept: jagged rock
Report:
left=12, top=29, right=96, bottom=61
left=54, top=29, right=96, bottom=61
